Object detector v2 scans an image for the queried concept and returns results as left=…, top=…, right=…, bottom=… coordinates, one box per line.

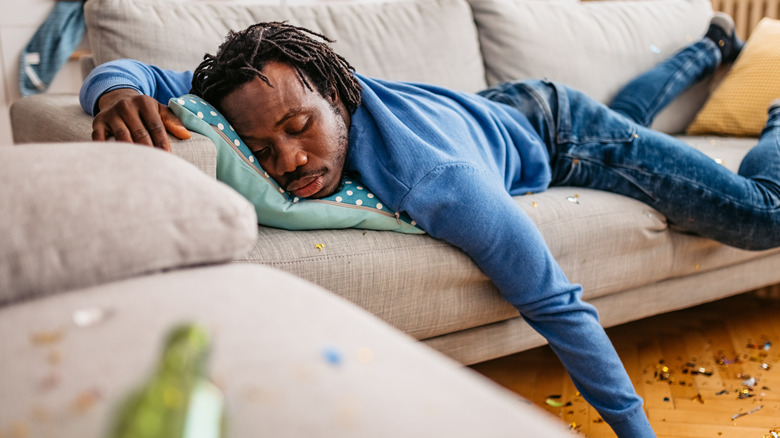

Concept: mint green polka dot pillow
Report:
left=169, top=94, right=423, bottom=234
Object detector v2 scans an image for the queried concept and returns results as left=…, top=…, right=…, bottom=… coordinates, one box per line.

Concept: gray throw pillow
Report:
left=0, top=142, right=258, bottom=305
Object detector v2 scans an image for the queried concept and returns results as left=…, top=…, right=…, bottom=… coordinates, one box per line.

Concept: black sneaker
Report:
left=705, top=12, right=745, bottom=64
left=770, top=99, right=780, bottom=113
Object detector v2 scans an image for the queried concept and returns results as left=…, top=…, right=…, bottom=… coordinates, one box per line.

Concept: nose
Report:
left=274, top=143, right=308, bottom=174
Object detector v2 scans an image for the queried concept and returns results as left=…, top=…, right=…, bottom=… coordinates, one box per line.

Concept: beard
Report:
left=319, top=101, right=350, bottom=197
left=285, top=101, right=350, bottom=199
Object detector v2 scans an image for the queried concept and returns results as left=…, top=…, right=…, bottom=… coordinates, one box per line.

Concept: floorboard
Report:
left=470, top=289, right=780, bottom=437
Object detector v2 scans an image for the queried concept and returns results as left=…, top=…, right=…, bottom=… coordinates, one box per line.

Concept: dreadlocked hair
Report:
left=191, top=22, right=362, bottom=114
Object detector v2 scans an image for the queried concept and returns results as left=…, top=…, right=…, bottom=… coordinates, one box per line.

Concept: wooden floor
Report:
left=471, top=289, right=780, bottom=438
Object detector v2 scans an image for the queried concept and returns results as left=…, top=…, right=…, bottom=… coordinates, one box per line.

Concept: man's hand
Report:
left=92, top=88, right=191, bottom=152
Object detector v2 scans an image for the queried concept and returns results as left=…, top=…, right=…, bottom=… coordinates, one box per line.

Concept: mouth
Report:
left=286, top=173, right=326, bottom=199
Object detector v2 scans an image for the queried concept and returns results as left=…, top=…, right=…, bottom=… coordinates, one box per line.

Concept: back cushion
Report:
left=469, top=0, right=713, bottom=133
left=85, top=0, right=487, bottom=92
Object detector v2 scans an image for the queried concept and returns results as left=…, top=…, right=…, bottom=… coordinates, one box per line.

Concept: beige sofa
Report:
left=0, top=142, right=574, bottom=437
left=10, top=0, right=780, bottom=367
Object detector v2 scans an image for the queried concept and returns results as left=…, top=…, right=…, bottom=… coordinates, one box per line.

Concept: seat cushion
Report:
left=236, top=135, right=780, bottom=344
left=0, top=264, right=572, bottom=438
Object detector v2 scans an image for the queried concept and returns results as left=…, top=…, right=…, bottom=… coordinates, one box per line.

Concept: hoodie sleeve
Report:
left=399, top=162, right=650, bottom=434
left=79, top=59, right=194, bottom=116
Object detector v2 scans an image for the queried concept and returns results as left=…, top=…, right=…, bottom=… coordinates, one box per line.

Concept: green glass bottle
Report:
left=108, top=323, right=225, bottom=438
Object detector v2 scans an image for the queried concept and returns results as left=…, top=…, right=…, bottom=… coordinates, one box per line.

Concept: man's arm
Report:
left=399, top=163, right=652, bottom=435
left=80, top=59, right=195, bottom=151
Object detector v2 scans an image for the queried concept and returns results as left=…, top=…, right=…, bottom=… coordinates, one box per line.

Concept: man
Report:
left=80, top=14, right=779, bottom=437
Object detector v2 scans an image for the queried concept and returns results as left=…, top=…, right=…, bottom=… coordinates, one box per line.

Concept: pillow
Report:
left=687, top=18, right=780, bottom=137
left=0, top=142, right=258, bottom=305
left=168, top=95, right=424, bottom=235
left=468, top=0, right=712, bottom=104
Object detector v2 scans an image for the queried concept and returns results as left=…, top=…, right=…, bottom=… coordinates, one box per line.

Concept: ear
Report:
left=327, top=85, right=340, bottom=103
left=328, top=85, right=351, bottom=128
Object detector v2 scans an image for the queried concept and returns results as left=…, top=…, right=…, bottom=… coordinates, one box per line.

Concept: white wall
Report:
left=0, top=0, right=88, bottom=145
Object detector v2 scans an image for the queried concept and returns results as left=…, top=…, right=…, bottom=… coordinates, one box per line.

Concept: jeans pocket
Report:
left=554, top=84, right=638, bottom=145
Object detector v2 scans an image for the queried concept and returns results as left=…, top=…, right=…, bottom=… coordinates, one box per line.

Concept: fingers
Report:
left=92, top=91, right=176, bottom=151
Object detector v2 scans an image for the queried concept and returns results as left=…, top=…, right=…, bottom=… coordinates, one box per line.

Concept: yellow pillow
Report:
left=687, top=17, right=780, bottom=137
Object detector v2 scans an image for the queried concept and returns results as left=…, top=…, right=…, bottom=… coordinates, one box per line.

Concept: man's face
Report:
left=219, top=61, right=350, bottom=199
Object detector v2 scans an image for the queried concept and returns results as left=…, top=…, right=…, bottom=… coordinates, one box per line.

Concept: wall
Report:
left=710, top=0, right=780, bottom=39
left=1, top=0, right=87, bottom=145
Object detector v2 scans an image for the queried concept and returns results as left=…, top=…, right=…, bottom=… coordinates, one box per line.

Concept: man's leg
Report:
left=554, top=97, right=780, bottom=250
left=609, top=13, right=743, bottom=127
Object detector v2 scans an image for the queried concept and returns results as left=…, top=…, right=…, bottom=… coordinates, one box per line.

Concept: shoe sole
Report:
left=711, top=12, right=736, bottom=36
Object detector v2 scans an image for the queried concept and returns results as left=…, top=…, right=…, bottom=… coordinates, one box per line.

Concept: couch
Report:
left=10, top=0, right=780, bottom=367
left=0, top=142, right=575, bottom=437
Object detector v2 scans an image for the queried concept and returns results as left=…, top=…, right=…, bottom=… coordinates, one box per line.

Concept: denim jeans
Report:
left=480, top=40, right=780, bottom=251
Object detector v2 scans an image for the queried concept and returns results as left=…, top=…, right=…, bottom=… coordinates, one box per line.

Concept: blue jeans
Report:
left=477, top=40, right=780, bottom=438
left=481, top=40, right=780, bottom=250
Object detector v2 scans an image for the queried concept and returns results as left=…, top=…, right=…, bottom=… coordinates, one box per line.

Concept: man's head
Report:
left=191, top=22, right=362, bottom=199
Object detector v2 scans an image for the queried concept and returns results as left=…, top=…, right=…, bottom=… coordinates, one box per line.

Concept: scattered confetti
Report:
left=356, top=347, right=374, bottom=364
left=532, top=201, right=538, bottom=208
left=73, top=307, right=112, bottom=328
left=731, top=404, right=763, bottom=420
left=70, top=388, right=103, bottom=414
left=31, top=405, right=50, bottom=423
left=30, top=330, right=63, bottom=346
left=545, top=398, right=564, bottom=408
left=322, top=347, right=343, bottom=366
left=655, top=362, right=672, bottom=381
left=638, top=334, right=777, bottom=426
left=10, top=422, right=29, bottom=438
left=39, top=372, right=61, bottom=390
left=649, top=44, right=661, bottom=54
left=566, top=194, right=580, bottom=205
left=315, top=243, right=325, bottom=251
left=48, top=349, right=62, bottom=365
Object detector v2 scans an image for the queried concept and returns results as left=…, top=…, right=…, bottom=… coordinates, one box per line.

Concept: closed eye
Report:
left=253, top=147, right=271, bottom=157
left=288, top=120, right=310, bottom=136
left=247, top=142, right=271, bottom=156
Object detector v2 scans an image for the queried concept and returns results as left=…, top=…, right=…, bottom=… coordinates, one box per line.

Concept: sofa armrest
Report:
left=10, top=94, right=218, bottom=178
